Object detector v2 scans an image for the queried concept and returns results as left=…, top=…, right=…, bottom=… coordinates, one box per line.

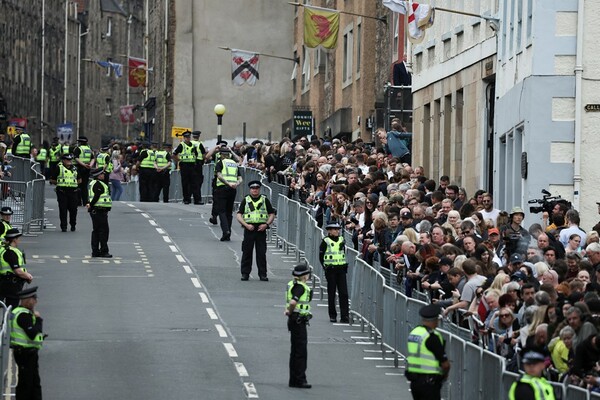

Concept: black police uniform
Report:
left=173, top=136, right=199, bottom=204
left=237, top=184, right=275, bottom=280
left=287, top=266, right=313, bottom=389
left=214, top=152, right=240, bottom=241
left=138, top=147, right=157, bottom=202
left=50, top=157, right=80, bottom=232
left=191, top=132, right=206, bottom=204
left=88, top=172, right=112, bottom=257
left=319, top=228, right=349, bottom=323
left=72, top=142, right=93, bottom=206
left=0, top=237, right=30, bottom=308
left=155, top=145, right=172, bottom=203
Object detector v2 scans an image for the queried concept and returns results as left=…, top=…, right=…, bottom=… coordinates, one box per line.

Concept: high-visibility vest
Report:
left=61, top=144, right=70, bottom=155
left=56, top=164, right=78, bottom=188
left=286, top=280, right=312, bottom=316
left=509, top=375, right=555, bottom=400
left=77, top=144, right=93, bottom=163
left=0, top=246, right=25, bottom=275
left=49, top=145, right=61, bottom=162
left=36, top=148, right=47, bottom=162
left=96, top=153, right=113, bottom=173
left=191, top=140, right=204, bottom=161
left=216, top=159, right=238, bottom=187
left=155, top=150, right=169, bottom=168
left=178, top=142, right=196, bottom=163
left=15, top=133, right=31, bottom=155
left=88, top=180, right=112, bottom=208
left=139, top=149, right=156, bottom=169
left=242, top=195, right=269, bottom=224
left=407, top=326, right=444, bottom=375
left=323, top=236, right=347, bottom=266
left=10, top=307, right=43, bottom=349
left=0, top=221, right=12, bottom=240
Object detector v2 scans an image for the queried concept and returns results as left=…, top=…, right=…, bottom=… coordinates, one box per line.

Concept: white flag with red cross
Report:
left=231, top=49, right=260, bottom=86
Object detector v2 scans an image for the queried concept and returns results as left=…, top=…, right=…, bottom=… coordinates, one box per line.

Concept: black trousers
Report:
left=288, top=314, right=308, bottom=386
left=410, top=378, right=442, bottom=400
left=138, top=168, right=156, bottom=202
left=90, top=208, right=110, bottom=255
left=48, top=161, right=59, bottom=181
left=179, top=163, right=197, bottom=203
left=56, top=187, right=78, bottom=230
left=156, top=171, right=170, bottom=202
left=77, top=166, right=90, bottom=205
left=0, top=276, right=25, bottom=308
left=324, top=267, right=349, bottom=320
left=241, top=228, right=267, bottom=277
left=214, top=187, right=236, bottom=234
left=193, top=163, right=204, bottom=203
left=14, top=348, right=42, bottom=400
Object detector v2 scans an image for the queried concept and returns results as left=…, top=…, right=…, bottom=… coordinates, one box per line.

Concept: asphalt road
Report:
left=20, top=186, right=411, bottom=399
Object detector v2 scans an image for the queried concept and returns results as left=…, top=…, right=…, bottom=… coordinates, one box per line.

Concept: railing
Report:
left=0, top=303, right=12, bottom=395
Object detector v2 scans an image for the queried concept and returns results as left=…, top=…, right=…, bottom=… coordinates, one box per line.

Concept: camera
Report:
left=528, top=189, right=572, bottom=214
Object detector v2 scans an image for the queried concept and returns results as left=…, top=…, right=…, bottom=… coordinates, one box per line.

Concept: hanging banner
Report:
left=293, top=111, right=313, bottom=137
left=128, top=57, right=147, bottom=88
left=231, top=49, right=260, bottom=86
left=57, top=123, right=74, bottom=144
left=119, top=105, right=136, bottom=124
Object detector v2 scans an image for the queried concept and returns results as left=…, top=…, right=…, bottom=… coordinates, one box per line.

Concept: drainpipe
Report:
left=573, top=0, right=584, bottom=211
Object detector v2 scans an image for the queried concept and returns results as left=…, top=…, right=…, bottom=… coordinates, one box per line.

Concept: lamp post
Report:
left=214, top=104, right=226, bottom=143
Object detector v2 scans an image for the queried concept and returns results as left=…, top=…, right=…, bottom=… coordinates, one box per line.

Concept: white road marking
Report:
left=148, top=274, right=155, bottom=277
left=176, top=255, right=185, bottom=263
left=351, top=336, right=371, bottom=340
left=134, top=209, right=142, bottom=212
left=149, top=220, right=157, bottom=226
left=141, top=213, right=150, bottom=218
left=206, top=308, right=218, bottom=320
left=215, top=324, right=227, bottom=337
left=234, top=362, right=249, bottom=377
left=244, top=383, right=258, bottom=398
left=223, top=343, right=238, bottom=357
left=385, top=373, right=403, bottom=376
left=198, top=292, right=209, bottom=303
left=182, top=265, right=192, bottom=274
left=64, top=255, right=71, bottom=259
left=98, top=275, right=150, bottom=278
left=156, top=228, right=165, bottom=234
left=127, top=203, right=135, bottom=207
left=162, top=236, right=172, bottom=243
left=376, top=365, right=397, bottom=368
left=169, top=245, right=178, bottom=252
left=355, top=342, right=376, bottom=345
left=32, top=255, right=38, bottom=259
left=59, top=260, right=67, bottom=264
left=343, top=330, right=362, bottom=333
left=363, top=357, right=395, bottom=360
left=191, top=277, right=201, bottom=288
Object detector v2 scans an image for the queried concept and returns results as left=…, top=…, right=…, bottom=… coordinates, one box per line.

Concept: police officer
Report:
left=138, top=142, right=157, bottom=202
left=154, top=143, right=172, bottom=202
left=61, top=141, right=71, bottom=157
left=173, top=131, right=198, bottom=205
left=87, top=168, right=112, bottom=258
left=0, top=228, right=33, bottom=308
left=285, top=263, right=313, bottom=389
left=50, top=154, right=80, bottom=232
left=191, top=131, right=206, bottom=204
left=72, top=136, right=94, bottom=206
left=214, top=147, right=241, bottom=241
left=207, top=141, right=239, bottom=225
left=0, top=206, right=13, bottom=239
left=406, top=304, right=450, bottom=400
left=509, top=350, right=556, bottom=400
left=95, top=146, right=113, bottom=184
left=319, top=222, right=349, bottom=323
left=10, top=286, right=44, bottom=400
left=236, top=180, right=275, bottom=281
left=48, top=137, right=61, bottom=183
left=35, top=143, right=48, bottom=178
left=12, top=129, right=32, bottom=158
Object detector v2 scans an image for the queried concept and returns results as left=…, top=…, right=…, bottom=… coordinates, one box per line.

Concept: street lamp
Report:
left=214, top=104, right=226, bottom=143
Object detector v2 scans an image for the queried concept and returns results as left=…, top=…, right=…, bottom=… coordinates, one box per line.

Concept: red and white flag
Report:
left=231, top=49, right=259, bottom=86
left=119, top=105, right=135, bottom=124
left=382, top=0, right=435, bottom=43
left=128, top=56, right=147, bottom=88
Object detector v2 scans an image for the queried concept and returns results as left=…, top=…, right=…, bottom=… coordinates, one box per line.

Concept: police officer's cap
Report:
left=219, top=147, right=231, bottom=153
left=0, top=207, right=13, bottom=216
left=192, top=130, right=201, bottom=137
left=521, top=350, right=545, bottom=364
left=77, top=136, right=88, bottom=143
left=151, top=141, right=159, bottom=146
left=419, top=304, right=441, bottom=321
left=217, top=140, right=228, bottom=147
left=182, top=131, right=191, bottom=138
left=292, top=263, right=311, bottom=277
left=248, top=180, right=262, bottom=189
left=5, top=228, right=22, bottom=240
left=61, top=154, right=73, bottom=160
left=325, top=222, right=342, bottom=230
left=52, top=137, right=59, bottom=143
left=91, top=168, right=105, bottom=178
left=17, top=286, right=38, bottom=300
left=163, top=142, right=172, bottom=148
left=100, top=146, right=110, bottom=152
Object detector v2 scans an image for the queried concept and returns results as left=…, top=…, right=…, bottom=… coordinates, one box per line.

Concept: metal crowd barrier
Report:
left=0, top=303, right=11, bottom=396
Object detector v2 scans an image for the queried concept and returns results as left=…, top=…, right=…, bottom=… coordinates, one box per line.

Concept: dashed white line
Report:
left=60, top=260, right=67, bottom=264
left=198, top=292, right=209, bottom=303
left=206, top=308, right=217, bottom=320
left=134, top=209, right=142, bottom=212
left=156, top=228, right=165, bottom=234
left=182, top=265, right=192, bottom=274
left=169, top=245, right=178, bottom=252
left=215, top=324, right=227, bottom=338
left=234, top=362, right=249, bottom=377
left=244, top=383, right=259, bottom=398
left=141, top=213, right=150, bottom=219
left=162, top=236, right=172, bottom=243
left=223, top=343, right=238, bottom=357
left=176, top=255, right=185, bottom=263
left=149, top=220, right=157, bottom=226
left=127, top=203, right=135, bottom=207
left=191, top=277, right=201, bottom=288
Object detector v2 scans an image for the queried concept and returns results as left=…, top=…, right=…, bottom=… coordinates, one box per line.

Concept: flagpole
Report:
left=288, top=2, right=387, bottom=23
left=434, top=7, right=491, bottom=19
left=218, top=47, right=299, bottom=64
left=126, top=14, right=132, bottom=141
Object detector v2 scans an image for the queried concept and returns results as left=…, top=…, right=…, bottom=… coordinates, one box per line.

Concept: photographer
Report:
left=500, top=207, right=531, bottom=258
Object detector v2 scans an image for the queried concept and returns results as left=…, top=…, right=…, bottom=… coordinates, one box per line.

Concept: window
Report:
left=526, top=0, right=533, bottom=42
left=509, top=0, right=515, bottom=55
left=392, top=13, right=399, bottom=58
left=356, top=20, right=362, bottom=75
left=105, top=98, right=112, bottom=117
left=343, top=27, right=353, bottom=85
left=301, top=46, right=310, bottom=91
left=517, top=0, right=523, bottom=52
left=106, top=17, right=112, bottom=38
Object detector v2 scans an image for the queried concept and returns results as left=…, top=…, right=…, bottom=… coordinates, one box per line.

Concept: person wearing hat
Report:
left=86, top=168, right=112, bottom=258
left=0, top=228, right=33, bottom=308
left=48, top=137, right=62, bottom=182
left=191, top=131, right=207, bottom=204
left=213, top=147, right=242, bottom=241
left=319, top=222, right=349, bottom=323
left=72, top=136, right=94, bottom=206
left=10, top=286, right=44, bottom=399
left=173, top=131, right=200, bottom=205
left=206, top=142, right=240, bottom=225
left=35, top=142, right=49, bottom=179
left=508, top=349, right=555, bottom=400
left=500, top=206, right=531, bottom=258
left=154, top=143, right=173, bottom=203
left=236, top=180, right=275, bottom=280
left=137, top=142, right=158, bottom=202
left=0, top=206, right=13, bottom=239
left=95, top=146, right=113, bottom=184
left=285, top=263, right=313, bottom=389
left=11, top=128, right=32, bottom=158
left=406, top=304, right=450, bottom=400
left=50, top=154, right=81, bottom=232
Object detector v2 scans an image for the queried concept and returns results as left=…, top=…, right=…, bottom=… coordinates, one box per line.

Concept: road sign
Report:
left=171, top=126, right=191, bottom=138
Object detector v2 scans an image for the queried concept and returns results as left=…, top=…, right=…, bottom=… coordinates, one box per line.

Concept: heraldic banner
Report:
left=128, top=57, right=147, bottom=88
left=231, top=49, right=260, bottom=86
left=303, top=5, right=340, bottom=49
